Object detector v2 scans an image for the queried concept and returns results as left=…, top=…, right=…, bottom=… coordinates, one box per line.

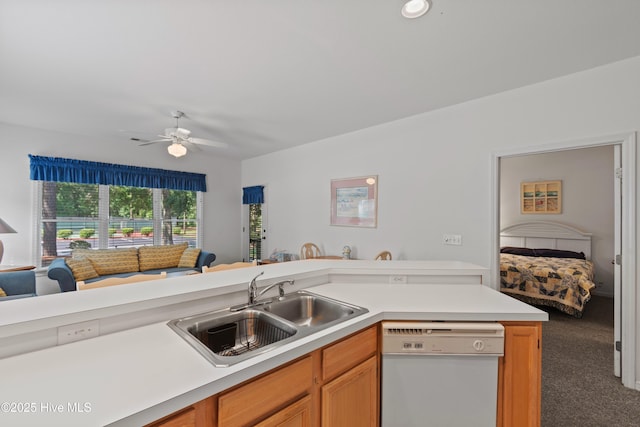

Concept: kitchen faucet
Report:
left=230, top=272, right=294, bottom=312
left=256, top=279, right=295, bottom=302
left=248, top=271, right=265, bottom=305
left=248, top=272, right=295, bottom=305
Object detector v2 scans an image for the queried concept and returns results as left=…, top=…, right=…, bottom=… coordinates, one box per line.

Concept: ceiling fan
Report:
left=131, top=111, right=228, bottom=157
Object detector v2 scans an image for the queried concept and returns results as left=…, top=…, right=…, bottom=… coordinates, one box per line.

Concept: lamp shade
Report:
left=0, top=217, right=16, bottom=234
left=0, top=218, right=16, bottom=264
left=167, top=142, right=187, bottom=158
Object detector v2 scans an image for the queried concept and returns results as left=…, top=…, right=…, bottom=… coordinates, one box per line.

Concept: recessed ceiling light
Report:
left=401, top=0, right=431, bottom=19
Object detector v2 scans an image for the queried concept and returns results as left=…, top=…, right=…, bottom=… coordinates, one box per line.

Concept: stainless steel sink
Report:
left=261, top=291, right=365, bottom=328
left=168, top=309, right=298, bottom=367
left=168, top=290, right=368, bottom=367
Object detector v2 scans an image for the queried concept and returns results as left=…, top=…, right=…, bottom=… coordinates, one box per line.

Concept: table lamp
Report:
left=0, top=217, right=17, bottom=264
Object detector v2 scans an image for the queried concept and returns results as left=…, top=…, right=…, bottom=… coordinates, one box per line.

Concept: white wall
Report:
left=243, top=55, right=640, bottom=272
left=500, top=146, right=615, bottom=296
left=243, top=55, right=640, bottom=386
left=0, top=123, right=242, bottom=293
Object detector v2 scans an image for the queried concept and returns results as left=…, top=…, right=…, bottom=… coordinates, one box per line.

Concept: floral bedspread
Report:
left=499, top=253, right=596, bottom=318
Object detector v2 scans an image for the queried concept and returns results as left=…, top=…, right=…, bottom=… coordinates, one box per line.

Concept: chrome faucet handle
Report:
left=254, top=279, right=295, bottom=303
left=276, top=279, right=295, bottom=298
left=249, top=271, right=265, bottom=304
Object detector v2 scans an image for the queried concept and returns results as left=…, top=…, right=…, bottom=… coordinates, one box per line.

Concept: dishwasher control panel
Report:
left=382, top=322, right=504, bottom=356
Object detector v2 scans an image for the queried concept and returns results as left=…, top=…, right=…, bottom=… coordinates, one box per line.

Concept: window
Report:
left=248, top=203, right=263, bottom=261
left=37, top=182, right=201, bottom=266
left=30, top=155, right=206, bottom=267
left=243, top=185, right=265, bottom=262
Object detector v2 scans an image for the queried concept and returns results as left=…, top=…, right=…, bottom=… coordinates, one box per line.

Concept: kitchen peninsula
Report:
left=0, top=260, right=547, bottom=426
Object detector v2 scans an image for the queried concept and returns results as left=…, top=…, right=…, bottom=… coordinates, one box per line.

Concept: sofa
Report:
left=0, top=270, right=37, bottom=300
left=48, top=243, right=216, bottom=292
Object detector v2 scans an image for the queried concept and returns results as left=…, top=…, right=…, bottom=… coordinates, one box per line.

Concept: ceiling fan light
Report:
left=167, top=142, right=187, bottom=158
left=402, top=0, right=431, bottom=19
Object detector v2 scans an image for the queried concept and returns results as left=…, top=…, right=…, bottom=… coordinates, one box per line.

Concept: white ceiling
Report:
left=2, top=0, right=640, bottom=160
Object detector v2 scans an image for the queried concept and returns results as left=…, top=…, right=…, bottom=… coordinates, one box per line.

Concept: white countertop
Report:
left=0, top=263, right=546, bottom=426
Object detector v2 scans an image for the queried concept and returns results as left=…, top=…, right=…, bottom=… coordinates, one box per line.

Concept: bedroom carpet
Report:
left=541, top=295, right=640, bottom=426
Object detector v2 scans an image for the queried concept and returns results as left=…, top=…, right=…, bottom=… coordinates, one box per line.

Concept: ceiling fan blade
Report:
left=188, top=137, right=229, bottom=149
left=175, top=127, right=191, bottom=138
left=164, top=127, right=192, bottom=139
left=182, top=141, right=202, bottom=152
left=132, top=138, right=167, bottom=146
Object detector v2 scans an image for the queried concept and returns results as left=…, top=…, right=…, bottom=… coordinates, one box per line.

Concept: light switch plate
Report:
left=58, top=320, right=100, bottom=345
left=443, top=234, right=462, bottom=245
left=389, top=275, right=407, bottom=284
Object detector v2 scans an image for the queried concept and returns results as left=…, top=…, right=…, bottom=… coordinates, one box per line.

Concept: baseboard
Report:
left=592, top=289, right=614, bottom=298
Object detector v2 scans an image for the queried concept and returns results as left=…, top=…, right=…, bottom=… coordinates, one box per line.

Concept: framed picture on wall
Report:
left=331, top=175, right=378, bottom=227
left=521, top=180, right=562, bottom=214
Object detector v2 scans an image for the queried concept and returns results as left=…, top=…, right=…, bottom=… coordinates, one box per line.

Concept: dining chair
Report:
left=202, top=260, right=258, bottom=273
left=374, top=251, right=392, bottom=260
left=300, top=242, right=322, bottom=259
left=77, top=271, right=167, bottom=290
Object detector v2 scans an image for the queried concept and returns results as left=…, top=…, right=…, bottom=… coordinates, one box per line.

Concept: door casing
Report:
left=491, top=132, right=637, bottom=390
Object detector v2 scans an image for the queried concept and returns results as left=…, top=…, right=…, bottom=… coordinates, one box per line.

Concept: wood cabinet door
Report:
left=145, top=398, right=215, bottom=427
left=321, top=356, right=378, bottom=427
left=497, top=322, right=542, bottom=427
left=254, top=396, right=312, bottom=427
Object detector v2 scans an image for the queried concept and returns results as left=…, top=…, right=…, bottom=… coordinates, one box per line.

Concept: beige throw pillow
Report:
left=178, top=247, right=201, bottom=268
left=65, top=257, right=99, bottom=281
left=138, top=243, right=188, bottom=271
left=73, top=248, right=140, bottom=276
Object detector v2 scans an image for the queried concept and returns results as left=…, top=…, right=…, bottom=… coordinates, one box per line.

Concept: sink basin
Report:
left=261, top=291, right=365, bottom=328
left=168, top=290, right=368, bottom=367
left=168, top=309, right=298, bottom=367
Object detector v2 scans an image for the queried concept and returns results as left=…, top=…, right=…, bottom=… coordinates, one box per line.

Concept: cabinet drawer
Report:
left=218, top=356, right=312, bottom=427
left=322, top=325, right=377, bottom=381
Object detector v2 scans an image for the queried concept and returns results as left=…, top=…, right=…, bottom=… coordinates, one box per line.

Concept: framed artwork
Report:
left=331, top=175, right=378, bottom=227
left=521, top=180, right=562, bottom=214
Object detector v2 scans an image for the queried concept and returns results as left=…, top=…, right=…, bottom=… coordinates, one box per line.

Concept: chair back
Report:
left=77, top=271, right=167, bottom=290
left=374, top=251, right=392, bottom=260
left=300, top=243, right=322, bottom=259
left=202, top=260, right=257, bottom=273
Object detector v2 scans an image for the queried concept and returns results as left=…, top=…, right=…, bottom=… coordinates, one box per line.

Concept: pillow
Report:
left=73, top=248, right=140, bottom=276
left=0, top=287, right=6, bottom=297
left=500, top=247, right=536, bottom=256
left=532, top=248, right=586, bottom=260
left=138, top=243, right=188, bottom=271
left=500, top=246, right=586, bottom=260
left=178, top=247, right=201, bottom=268
left=65, top=257, right=99, bottom=281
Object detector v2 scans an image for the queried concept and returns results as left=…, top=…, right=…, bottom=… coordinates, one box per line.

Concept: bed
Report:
left=499, top=221, right=596, bottom=318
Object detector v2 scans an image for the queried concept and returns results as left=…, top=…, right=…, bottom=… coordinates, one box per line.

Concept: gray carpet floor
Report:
left=541, top=295, right=640, bottom=426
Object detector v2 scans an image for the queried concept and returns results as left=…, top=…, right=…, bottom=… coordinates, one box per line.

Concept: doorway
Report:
left=491, top=132, right=636, bottom=390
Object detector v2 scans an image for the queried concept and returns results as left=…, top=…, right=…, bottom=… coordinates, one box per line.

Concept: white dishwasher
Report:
left=381, top=321, right=504, bottom=427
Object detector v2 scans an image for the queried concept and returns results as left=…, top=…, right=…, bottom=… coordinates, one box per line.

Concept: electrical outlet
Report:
left=443, top=234, right=462, bottom=245
left=58, top=320, right=100, bottom=345
left=390, top=275, right=407, bottom=284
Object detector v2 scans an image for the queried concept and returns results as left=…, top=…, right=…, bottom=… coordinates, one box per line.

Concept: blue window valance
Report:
left=242, top=185, right=264, bottom=204
left=29, top=155, right=207, bottom=192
